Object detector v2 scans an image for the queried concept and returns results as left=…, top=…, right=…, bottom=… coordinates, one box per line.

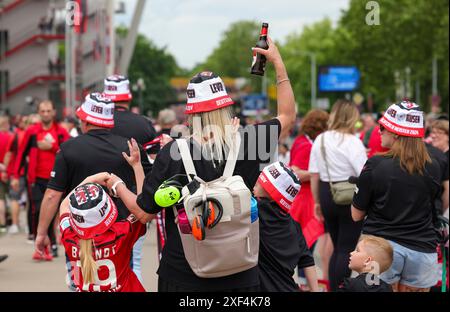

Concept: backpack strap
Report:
left=176, top=139, right=196, bottom=182
left=223, top=132, right=241, bottom=178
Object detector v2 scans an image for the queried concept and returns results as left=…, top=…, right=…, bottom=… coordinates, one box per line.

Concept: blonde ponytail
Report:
left=79, top=239, right=97, bottom=284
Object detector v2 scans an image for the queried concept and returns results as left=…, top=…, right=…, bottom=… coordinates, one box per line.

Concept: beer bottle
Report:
left=251, top=23, right=269, bottom=76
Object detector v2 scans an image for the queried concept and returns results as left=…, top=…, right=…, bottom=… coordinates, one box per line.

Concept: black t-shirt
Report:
left=353, top=155, right=441, bottom=253
left=337, top=273, right=393, bottom=292
left=136, top=118, right=281, bottom=290
left=257, top=199, right=314, bottom=292
left=47, top=129, right=151, bottom=220
left=426, top=143, right=449, bottom=182
left=111, top=108, right=156, bottom=146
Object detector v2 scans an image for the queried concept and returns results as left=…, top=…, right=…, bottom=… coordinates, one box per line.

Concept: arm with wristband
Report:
left=106, top=138, right=155, bottom=223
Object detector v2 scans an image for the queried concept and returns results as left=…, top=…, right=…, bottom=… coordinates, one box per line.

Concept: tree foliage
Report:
left=197, top=1, right=448, bottom=114
left=117, top=27, right=179, bottom=116
left=280, top=0, right=449, bottom=113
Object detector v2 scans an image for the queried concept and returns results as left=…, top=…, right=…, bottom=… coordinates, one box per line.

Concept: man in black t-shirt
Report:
left=103, top=75, right=156, bottom=155
left=103, top=75, right=156, bottom=282
left=35, top=93, right=150, bottom=255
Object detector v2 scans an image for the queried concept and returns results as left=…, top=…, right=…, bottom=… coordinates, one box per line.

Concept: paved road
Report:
left=1, top=218, right=324, bottom=292
left=0, top=222, right=159, bottom=292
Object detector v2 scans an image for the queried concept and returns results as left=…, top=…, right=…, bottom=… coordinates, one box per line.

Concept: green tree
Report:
left=279, top=0, right=448, bottom=114
left=334, top=0, right=449, bottom=112
left=117, top=27, right=179, bottom=116
left=281, top=19, right=338, bottom=114
left=192, top=20, right=267, bottom=93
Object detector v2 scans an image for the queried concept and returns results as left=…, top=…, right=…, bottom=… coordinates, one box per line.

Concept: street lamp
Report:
left=289, top=51, right=316, bottom=109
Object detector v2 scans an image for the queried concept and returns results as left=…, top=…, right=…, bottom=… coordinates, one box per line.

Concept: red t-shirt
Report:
left=289, top=134, right=324, bottom=247
left=289, top=135, right=313, bottom=189
left=35, top=124, right=66, bottom=179
left=6, top=128, right=26, bottom=177
left=60, top=214, right=146, bottom=292
left=367, top=126, right=388, bottom=158
left=0, top=131, right=13, bottom=163
left=14, top=122, right=69, bottom=181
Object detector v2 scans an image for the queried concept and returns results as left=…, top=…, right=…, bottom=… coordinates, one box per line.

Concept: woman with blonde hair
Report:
left=136, top=37, right=296, bottom=291
left=308, top=99, right=367, bottom=291
left=352, top=101, right=441, bottom=292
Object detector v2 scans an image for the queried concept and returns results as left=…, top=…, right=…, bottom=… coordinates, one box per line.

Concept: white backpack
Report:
left=174, top=133, right=259, bottom=278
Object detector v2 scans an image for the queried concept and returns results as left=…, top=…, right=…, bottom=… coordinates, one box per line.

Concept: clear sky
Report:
left=115, top=0, right=350, bottom=69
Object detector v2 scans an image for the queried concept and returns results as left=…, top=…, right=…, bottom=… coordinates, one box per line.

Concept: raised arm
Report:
left=106, top=174, right=154, bottom=223
left=122, top=138, right=145, bottom=194
left=105, top=138, right=155, bottom=223
left=253, top=37, right=296, bottom=137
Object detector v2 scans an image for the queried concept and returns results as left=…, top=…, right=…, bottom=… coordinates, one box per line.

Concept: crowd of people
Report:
left=0, top=37, right=448, bottom=292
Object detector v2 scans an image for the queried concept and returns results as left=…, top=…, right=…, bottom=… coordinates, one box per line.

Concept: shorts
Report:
left=8, top=177, right=26, bottom=201
left=380, top=240, right=439, bottom=288
left=0, top=181, right=7, bottom=200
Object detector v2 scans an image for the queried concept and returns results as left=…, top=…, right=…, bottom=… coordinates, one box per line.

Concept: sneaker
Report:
left=27, top=234, right=34, bottom=244
left=8, top=224, right=19, bottom=234
left=32, top=250, right=44, bottom=261
left=43, top=247, right=53, bottom=261
left=51, top=244, right=58, bottom=258
left=0, top=226, right=6, bottom=233
left=0, top=255, right=8, bottom=263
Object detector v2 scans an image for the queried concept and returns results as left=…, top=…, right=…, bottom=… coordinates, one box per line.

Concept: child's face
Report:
left=349, top=241, right=371, bottom=273
left=253, top=181, right=269, bottom=198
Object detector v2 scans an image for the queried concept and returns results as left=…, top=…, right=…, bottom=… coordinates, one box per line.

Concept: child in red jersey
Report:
left=59, top=139, right=153, bottom=292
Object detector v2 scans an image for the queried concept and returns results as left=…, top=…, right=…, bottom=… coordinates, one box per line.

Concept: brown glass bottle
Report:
left=251, top=23, right=269, bottom=76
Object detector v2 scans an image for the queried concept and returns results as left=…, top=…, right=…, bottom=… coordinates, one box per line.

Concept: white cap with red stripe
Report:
left=68, top=183, right=118, bottom=239
left=76, top=93, right=115, bottom=128
left=379, top=100, right=425, bottom=138
left=258, top=162, right=301, bottom=212
left=185, top=71, right=234, bottom=114
left=103, top=75, right=132, bottom=102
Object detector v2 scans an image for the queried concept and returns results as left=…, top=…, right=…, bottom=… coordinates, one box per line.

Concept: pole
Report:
left=262, top=75, right=267, bottom=95
left=65, top=11, right=71, bottom=115
left=415, top=79, right=420, bottom=105
left=139, top=87, right=143, bottom=114
left=119, top=0, right=146, bottom=74
left=432, top=56, right=438, bottom=96
left=310, top=53, right=316, bottom=109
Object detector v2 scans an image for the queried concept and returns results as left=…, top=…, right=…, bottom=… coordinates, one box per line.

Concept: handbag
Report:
left=320, top=134, right=356, bottom=205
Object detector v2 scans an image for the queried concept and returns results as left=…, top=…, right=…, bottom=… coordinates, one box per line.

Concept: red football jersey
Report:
left=60, top=214, right=146, bottom=292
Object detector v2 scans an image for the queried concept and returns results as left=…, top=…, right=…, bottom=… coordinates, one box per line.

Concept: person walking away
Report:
left=102, top=74, right=156, bottom=282
left=34, top=94, right=150, bottom=284
left=309, top=99, right=367, bottom=291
